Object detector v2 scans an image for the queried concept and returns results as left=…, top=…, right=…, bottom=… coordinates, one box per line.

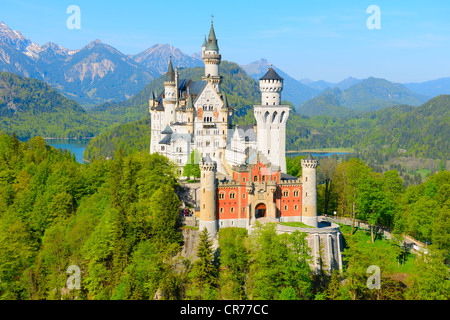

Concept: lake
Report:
left=287, top=151, right=352, bottom=158
left=44, top=139, right=90, bottom=164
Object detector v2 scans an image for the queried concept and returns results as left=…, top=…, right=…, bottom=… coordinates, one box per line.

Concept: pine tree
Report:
left=149, top=185, right=182, bottom=246
left=187, top=228, right=218, bottom=299
left=217, top=228, right=248, bottom=299
left=327, top=270, right=342, bottom=300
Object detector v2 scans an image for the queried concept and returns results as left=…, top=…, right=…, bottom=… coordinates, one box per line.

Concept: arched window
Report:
left=283, top=190, right=289, bottom=197
left=230, top=192, right=236, bottom=199
left=264, top=111, right=270, bottom=123
left=272, top=111, right=278, bottom=123
left=254, top=175, right=258, bottom=182
left=280, top=111, right=285, bottom=123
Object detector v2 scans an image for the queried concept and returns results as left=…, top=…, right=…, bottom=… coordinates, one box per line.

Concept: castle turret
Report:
left=254, top=67, right=290, bottom=173
left=164, top=55, right=177, bottom=125
left=202, top=20, right=222, bottom=91
left=202, top=35, right=207, bottom=56
left=199, top=154, right=217, bottom=237
left=301, top=153, right=318, bottom=227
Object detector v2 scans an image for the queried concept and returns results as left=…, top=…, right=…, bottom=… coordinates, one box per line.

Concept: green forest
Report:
left=0, top=132, right=448, bottom=300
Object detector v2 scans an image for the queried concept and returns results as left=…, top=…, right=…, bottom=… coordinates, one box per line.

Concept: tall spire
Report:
left=206, top=19, right=219, bottom=51
left=166, top=55, right=175, bottom=82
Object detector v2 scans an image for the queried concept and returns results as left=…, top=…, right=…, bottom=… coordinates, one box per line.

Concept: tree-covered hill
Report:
left=287, top=95, right=450, bottom=160
left=84, top=117, right=151, bottom=161
left=297, top=87, right=359, bottom=118
left=0, top=72, right=107, bottom=139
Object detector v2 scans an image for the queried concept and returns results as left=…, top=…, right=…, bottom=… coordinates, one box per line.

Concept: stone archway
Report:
left=255, top=203, right=267, bottom=219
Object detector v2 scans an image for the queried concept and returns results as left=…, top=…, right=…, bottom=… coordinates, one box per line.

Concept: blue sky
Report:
left=1, top=0, right=449, bottom=83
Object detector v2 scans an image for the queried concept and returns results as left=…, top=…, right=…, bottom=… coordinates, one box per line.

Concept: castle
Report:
left=150, top=21, right=343, bottom=271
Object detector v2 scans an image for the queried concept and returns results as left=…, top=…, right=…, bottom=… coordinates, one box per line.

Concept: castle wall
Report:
left=216, top=160, right=305, bottom=225
left=275, top=221, right=343, bottom=272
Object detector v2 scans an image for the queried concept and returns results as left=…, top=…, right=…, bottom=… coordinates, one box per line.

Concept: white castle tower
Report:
left=202, top=20, right=222, bottom=92
left=199, top=154, right=218, bottom=237
left=301, top=153, right=318, bottom=227
left=254, top=67, right=290, bottom=173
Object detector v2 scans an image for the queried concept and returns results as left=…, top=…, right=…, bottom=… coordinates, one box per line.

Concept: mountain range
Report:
left=297, top=77, right=430, bottom=117
left=0, top=22, right=203, bottom=107
left=131, top=44, right=203, bottom=74
left=1, top=21, right=450, bottom=113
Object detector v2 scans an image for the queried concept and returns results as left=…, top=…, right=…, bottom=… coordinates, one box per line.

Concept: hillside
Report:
left=297, top=77, right=430, bottom=116
left=297, top=87, right=359, bottom=118
left=341, top=77, right=429, bottom=111
left=0, top=72, right=106, bottom=139
left=84, top=117, right=151, bottom=161
left=288, top=95, right=450, bottom=160
left=404, top=77, right=450, bottom=97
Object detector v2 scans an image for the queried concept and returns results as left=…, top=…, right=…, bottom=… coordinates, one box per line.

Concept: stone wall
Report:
left=276, top=221, right=344, bottom=273
left=181, top=228, right=199, bottom=258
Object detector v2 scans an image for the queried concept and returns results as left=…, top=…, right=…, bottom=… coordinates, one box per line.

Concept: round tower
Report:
left=199, top=154, right=218, bottom=237
left=254, top=67, right=289, bottom=173
left=301, top=153, right=318, bottom=227
left=259, top=67, right=283, bottom=106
